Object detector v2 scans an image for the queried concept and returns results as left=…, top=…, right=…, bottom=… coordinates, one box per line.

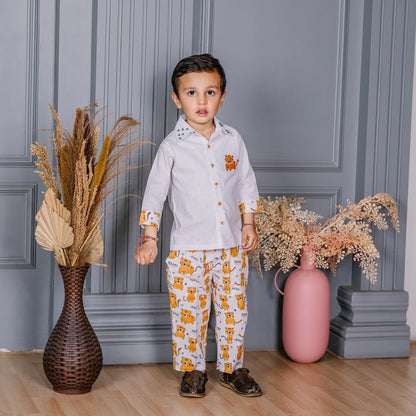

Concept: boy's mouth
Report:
left=197, top=110, right=208, bottom=115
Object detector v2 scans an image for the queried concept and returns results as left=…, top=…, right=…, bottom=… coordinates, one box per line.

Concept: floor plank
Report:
left=0, top=345, right=415, bottom=416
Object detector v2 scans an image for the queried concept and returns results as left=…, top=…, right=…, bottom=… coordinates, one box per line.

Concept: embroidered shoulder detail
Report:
left=215, top=118, right=235, bottom=136
left=222, top=128, right=233, bottom=135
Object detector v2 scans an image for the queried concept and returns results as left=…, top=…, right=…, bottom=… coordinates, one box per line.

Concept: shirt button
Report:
left=220, top=221, right=224, bottom=225
left=211, top=163, right=214, bottom=167
left=214, top=182, right=218, bottom=186
left=208, top=144, right=211, bottom=148
left=218, top=202, right=222, bottom=206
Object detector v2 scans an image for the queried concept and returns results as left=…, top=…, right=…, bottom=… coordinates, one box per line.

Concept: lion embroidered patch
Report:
left=224, top=154, right=239, bottom=171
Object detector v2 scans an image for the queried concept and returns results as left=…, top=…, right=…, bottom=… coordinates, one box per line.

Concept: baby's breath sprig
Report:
left=252, top=193, right=399, bottom=283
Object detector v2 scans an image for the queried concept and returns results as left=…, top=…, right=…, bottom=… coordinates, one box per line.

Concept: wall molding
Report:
left=259, top=186, right=342, bottom=218
left=0, top=183, right=37, bottom=268
left=192, top=0, right=213, bottom=54
left=252, top=0, right=346, bottom=173
left=0, top=0, right=39, bottom=166
left=252, top=160, right=341, bottom=172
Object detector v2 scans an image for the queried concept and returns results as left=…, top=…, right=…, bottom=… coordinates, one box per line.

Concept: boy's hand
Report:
left=242, top=224, right=258, bottom=252
left=135, top=240, right=158, bottom=265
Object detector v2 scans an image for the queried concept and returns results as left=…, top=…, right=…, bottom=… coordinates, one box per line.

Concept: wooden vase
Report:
left=43, top=265, right=103, bottom=394
left=281, top=248, right=331, bottom=363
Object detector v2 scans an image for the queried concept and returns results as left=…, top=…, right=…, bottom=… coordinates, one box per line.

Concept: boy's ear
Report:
left=171, top=92, right=182, bottom=109
left=219, top=91, right=226, bottom=107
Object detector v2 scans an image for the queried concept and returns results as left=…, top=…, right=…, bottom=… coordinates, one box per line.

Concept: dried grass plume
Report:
left=32, top=104, right=144, bottom=267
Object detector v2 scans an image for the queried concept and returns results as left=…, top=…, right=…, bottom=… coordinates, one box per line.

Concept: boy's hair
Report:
left=171, top=54, right=226, bottom=96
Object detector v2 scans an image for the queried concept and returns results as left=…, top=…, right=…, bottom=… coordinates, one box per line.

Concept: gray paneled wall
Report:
left=0, top=0, right=56, bottom=350
left=329, top=0, right=415, bottom=358
left=90, top=0, right=194, bottom=295
left=0, top=1, right=414, bottom=360
left=211, top=0, right=358, bottom=348
left=354, top=0, right=414, bottom=291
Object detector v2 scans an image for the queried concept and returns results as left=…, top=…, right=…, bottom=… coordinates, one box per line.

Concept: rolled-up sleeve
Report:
left=139, top=142, right=173, bottom=229
left=237, top=136, right=260, bottom=215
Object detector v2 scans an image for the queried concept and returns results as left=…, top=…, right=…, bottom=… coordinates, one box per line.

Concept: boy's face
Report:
left=171, top=71, right=226, bottom=134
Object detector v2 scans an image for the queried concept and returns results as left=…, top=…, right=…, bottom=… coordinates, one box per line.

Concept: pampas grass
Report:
left=252, top=193, right=400, bottom=283
left=32, top=104, right=144, bottom=267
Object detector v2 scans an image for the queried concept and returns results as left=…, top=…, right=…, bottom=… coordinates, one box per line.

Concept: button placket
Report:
left=206, top=141, right=225, bottom=227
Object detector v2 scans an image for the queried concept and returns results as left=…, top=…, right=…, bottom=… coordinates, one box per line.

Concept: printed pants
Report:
left=166, top=247, right=249, bottom=373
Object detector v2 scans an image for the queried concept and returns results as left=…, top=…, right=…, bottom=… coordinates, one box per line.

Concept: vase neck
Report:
left=300, top=247, right=316, bottom=270
left=59, top=265, right=89, bottom=300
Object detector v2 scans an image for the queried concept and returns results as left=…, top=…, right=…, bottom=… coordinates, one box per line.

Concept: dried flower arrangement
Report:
left=32, top=104, right=143, bottom=267
left=252, top=193, right=400, bottom=283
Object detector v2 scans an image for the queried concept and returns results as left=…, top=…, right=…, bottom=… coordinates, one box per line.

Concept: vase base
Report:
left=44, top=265, right=102, bottom=394
left=53, top=387, right=92, bottom=395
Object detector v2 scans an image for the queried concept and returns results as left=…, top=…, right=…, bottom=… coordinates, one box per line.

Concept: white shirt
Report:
left=140, top=115, right=259, bottom=250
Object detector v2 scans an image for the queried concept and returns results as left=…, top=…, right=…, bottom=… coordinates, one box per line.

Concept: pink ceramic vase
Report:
left=280, top=247, right=330, bottom=363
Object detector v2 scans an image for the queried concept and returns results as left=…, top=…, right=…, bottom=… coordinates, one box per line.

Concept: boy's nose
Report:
left=197, top=94, right=207, bottom=105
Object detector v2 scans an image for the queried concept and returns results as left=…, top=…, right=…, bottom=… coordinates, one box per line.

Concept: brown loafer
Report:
left=180, top=370, right=208, bottom=398
left=220, top=368, right=262, bottom=397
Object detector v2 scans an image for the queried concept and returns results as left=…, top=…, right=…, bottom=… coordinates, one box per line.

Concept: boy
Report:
left=135, top=54, right=262, bottom=398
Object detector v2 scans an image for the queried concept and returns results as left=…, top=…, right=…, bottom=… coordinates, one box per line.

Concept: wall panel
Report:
left=0, top=0, right=56, bottom=351
left=0, top=185, right=36, bottom=268
left=88, top=0, right=195, bottom=296
left=0, top=1, right=38, bottom=164
left=213, top=0, right=346, bottom=172
left=210, top=0, right=362, bottom=349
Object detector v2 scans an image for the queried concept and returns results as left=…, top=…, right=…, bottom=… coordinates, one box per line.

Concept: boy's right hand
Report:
left=135, top=240, right=158, bottom=265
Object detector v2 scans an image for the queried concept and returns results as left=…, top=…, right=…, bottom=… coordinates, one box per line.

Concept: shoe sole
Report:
left=179, top=391, right=206, bottom=398
left=219, top=380, right=262, bottom=397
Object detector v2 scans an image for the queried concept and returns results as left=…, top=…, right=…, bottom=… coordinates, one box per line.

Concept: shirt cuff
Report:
left=239, top=200, right=260, bottom=215
left=139, top=209, right=161, bottom=230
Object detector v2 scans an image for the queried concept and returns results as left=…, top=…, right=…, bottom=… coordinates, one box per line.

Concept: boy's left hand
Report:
left=242, top=224, right=258, bottom=252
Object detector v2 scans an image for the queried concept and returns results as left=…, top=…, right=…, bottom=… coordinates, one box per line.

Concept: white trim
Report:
left=404, top=26, right=416, bottom=340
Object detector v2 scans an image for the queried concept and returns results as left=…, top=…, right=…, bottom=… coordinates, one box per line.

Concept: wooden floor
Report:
left=1, top=345, right=416, bottom=416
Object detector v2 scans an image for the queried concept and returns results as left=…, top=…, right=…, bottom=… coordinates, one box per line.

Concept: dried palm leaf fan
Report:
left=32, top=104, right=143, bottom=267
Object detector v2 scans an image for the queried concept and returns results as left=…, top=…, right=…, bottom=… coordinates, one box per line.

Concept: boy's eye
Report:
left=187, top=91, right=195, bottom=96
left=207, top=90, right=215, bottom=96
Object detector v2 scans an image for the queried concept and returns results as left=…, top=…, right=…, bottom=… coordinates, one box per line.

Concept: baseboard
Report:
left=329, top=316, right=410, bottom=358
left=84, top=292, right=216, bottom=365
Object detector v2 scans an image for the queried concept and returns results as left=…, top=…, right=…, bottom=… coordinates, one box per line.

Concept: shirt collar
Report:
left=174, top=115, right=233, bottom=141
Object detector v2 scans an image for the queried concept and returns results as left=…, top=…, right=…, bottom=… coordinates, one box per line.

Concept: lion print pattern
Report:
left=238, top=200, right=261, bottom=215
left=139, top=209, right=161, bottom=229
left=166, top=247, right=248, bottom=374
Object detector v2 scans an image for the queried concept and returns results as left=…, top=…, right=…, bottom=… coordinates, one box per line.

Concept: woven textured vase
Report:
left=43, top=265, right=103, bottom=394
